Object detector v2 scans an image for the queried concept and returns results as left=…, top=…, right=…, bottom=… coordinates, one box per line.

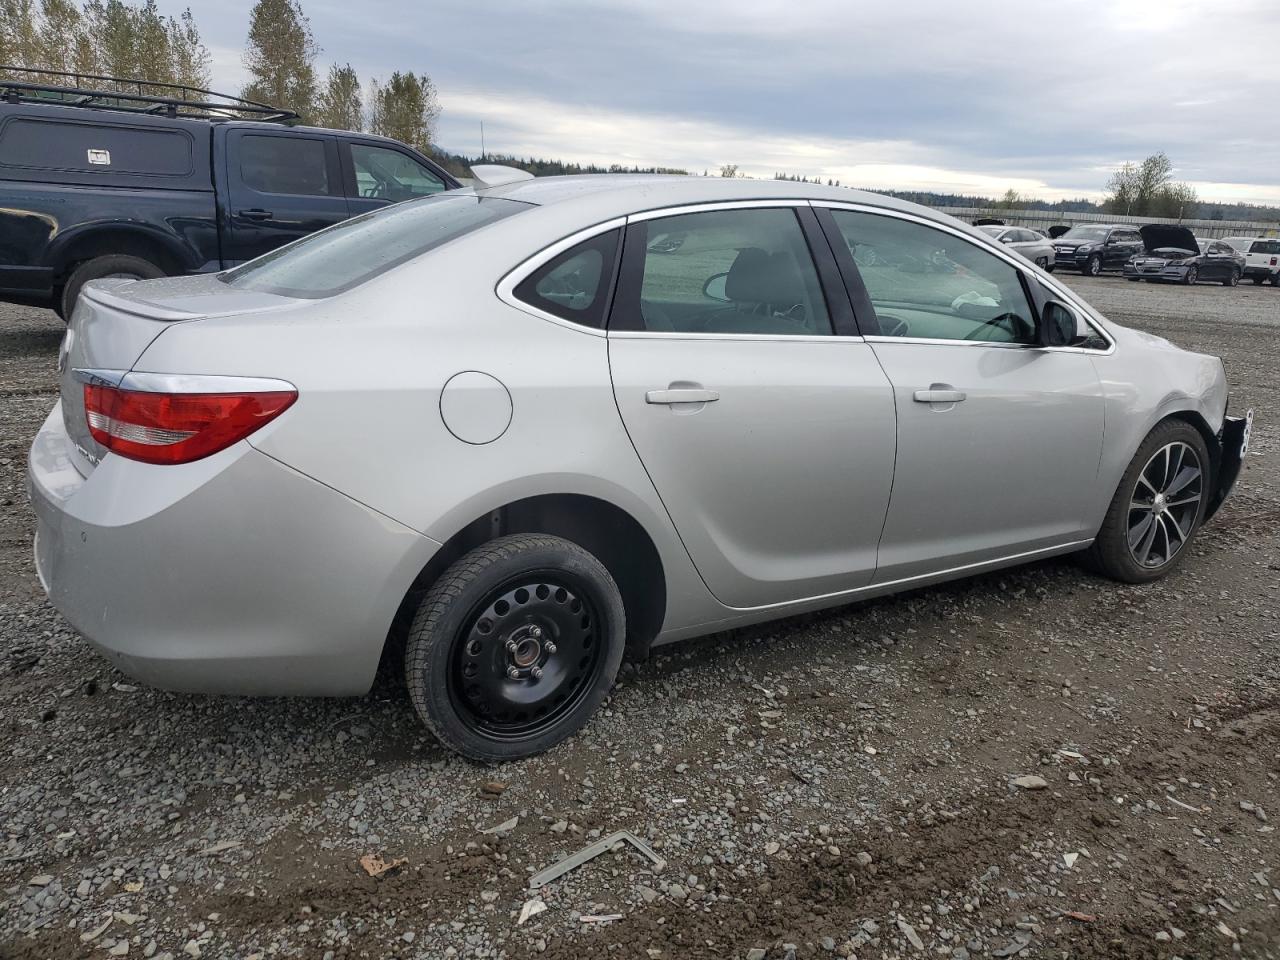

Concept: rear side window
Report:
left=240, top=135, right=333, bottom=196
left=1251, top=240, right=1280, bottom=255
left=513, top=230, right=620, bottom=329
left=222, top=195, right=529, bottom=298
left=0, top=117, right=192, bottom=176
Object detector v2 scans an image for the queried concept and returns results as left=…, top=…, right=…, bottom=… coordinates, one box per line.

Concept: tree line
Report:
left=1, top=0, right=440, bottom=152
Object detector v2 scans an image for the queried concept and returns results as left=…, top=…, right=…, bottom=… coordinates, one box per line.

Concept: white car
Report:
left=1239, top=238, right=1280, bottom=286
left=977, top=225, right=1055, bottom=271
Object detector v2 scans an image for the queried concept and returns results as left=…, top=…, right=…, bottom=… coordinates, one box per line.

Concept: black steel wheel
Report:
left=405, top=534, right=625, bottom=761
left=1081, top=419, right=1210, bottom=583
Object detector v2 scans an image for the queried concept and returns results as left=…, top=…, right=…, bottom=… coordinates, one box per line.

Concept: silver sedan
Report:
left=978, top=224, right=1056, bottom=271
left=29, top=173, right=1250, bottom=760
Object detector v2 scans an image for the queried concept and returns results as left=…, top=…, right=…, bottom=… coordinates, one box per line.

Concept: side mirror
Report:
left=1040, top=299, right=1081, bottom=348
left=702, top=272, right=729, bottom=302
left=999, top=235, right=1013, bottom=243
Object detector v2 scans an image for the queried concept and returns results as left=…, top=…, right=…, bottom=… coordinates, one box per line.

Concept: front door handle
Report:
left=237, top=208, right=273, bottom=221
left=913, top=389, right=966, bottom=403
left=646, top=388, right=720, bottom=405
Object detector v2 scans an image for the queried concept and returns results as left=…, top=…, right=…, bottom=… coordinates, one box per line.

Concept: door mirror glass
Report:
left=1041, top=300, right=1079, bottom=347
left=999, top=235, right=1013, bottom=243
left=702, top=272, right=729, bottom=302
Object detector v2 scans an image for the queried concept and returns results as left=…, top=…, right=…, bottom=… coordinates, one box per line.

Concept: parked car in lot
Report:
left=0, top=69, right=458, bottom=318
left=1239, top=238, right=1280, bottom=285
left=977, top=224, right=1055, bottom=270
left=29, top=173, right=1251, bottom=760
left=1123, top=227, right=1244, bottom=286
left=1052, top=223, right=1144, bottom=275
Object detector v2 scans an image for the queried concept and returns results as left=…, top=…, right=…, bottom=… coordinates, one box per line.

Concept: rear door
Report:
left=222, top=129, right=349, bottom=264
left=606, top=202, right=897, bottom=608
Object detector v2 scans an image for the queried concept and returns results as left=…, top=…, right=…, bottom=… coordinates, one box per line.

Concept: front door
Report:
left=607, top=204, right=897, bottom=608
left=223, top=129, right=349, bottom=265
left=822, top=206, right=1105, bottom=582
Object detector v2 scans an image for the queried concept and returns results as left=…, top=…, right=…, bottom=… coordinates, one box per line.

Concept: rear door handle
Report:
left=646, top=388, right=720, bottom=405
left=913, top=389, right=966, bottom=403
left=237, top=208, right=273, bottom=221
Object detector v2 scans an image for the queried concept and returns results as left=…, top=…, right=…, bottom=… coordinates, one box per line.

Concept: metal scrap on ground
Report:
left=528, top=831, right=666, bottom=890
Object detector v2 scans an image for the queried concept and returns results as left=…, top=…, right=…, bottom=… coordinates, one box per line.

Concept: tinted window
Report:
left=0, top=117, right=192, bottom=176
left=222, top=195, right=528, bottom=298
left=627, top=208, right=831, bottom=336
left=1250, top=240, right=1280, bottom=255
left=513, top=230, right=620, bottom=329
left=829, top=209, right=1037, bottom=344
left=1060, top=226, right=1110, bottom=242
left=240, top=135, right=333, bottom=196
left=1016, top=229, right=1039, bottom=243
left=350, top=143, right=446, bottom=201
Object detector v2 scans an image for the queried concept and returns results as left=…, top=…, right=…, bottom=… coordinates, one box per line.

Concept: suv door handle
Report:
left=237, top=208, right=273, bottom=221
left=646, top=388, right=720, bottom=405
left=913, top=389, right=966, bottom=403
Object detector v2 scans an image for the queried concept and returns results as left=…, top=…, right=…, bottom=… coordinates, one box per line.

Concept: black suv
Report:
left=1050, top=224, right=1144, bottom=277
left=0, top=69, right=459, bottom=317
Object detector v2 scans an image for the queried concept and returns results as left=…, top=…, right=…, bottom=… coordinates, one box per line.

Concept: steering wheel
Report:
left=876, top=313, right=910, bottom=337
left=963, top=311, right=1031, bottom=341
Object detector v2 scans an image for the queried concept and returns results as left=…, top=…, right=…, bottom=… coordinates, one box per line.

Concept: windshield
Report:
left=978, top=225, right=1004, bottom=237
left=1059, top=226, right=1110, bottom=242
left=221, top=195, right=530, bottom=298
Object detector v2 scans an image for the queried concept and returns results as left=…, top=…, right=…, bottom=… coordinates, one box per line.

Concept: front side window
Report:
left=828, top=209, right=1037, bottom=344
left=513, top=230, right=620, bottom=328
left=350, top=143, right=446, bottom=201
left=240, top=135, right=333, bottom=196
left=622, top=207, right=831, bottom=336
left=222, top=195, right=528, bottom=298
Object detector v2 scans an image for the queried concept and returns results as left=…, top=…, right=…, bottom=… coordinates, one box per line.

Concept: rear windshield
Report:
left=1250, top=240, right=1280, bottom=255
left=221, top=194, right=530, bottom=298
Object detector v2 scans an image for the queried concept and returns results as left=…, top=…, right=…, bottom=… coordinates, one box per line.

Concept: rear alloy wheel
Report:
left=1182, top=265, right=1198, bottom=285
left=1083, top=254, right=1102, bottom=277
left=405, top=534, right=625, bottom=761
left=1082, top=420, right=1210, bottom=583
left=1223, top=268, right=1240, bottom=287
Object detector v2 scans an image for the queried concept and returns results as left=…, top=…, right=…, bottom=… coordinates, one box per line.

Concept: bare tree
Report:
left=719, top=163, right=738, bottom=178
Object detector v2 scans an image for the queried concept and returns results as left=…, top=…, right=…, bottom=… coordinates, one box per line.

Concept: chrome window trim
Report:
left=609, top=331, right=865, bottom=344
left=120, top=372, right=297, bottom=394
left=626, top=198, right=808, bottom=222
left=495, top=216, right=627, bottom=338
left=810, top=200, right=1117, bottom=355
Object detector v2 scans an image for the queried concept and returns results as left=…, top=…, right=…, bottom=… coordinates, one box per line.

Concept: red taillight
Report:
left=83, top=383, right=296, bottom=465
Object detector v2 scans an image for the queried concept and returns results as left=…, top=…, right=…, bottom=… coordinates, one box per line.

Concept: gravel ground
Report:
left=1, top=275, right=1278, bottom=960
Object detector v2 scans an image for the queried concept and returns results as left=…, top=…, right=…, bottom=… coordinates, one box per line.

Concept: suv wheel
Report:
left=1082, top=420, right=1210, bottom=584
left=59, top=255, right=166, bottom=321
left=1223, top=268, right=1240, bottom=287
left=1083, top=254, right=1102, bottom=277
left=404, top=534, right=625, bottom=761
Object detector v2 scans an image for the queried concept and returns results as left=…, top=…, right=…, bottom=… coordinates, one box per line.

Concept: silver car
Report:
left=978, top=224, right=1056, bottom=271
left=29, top=172, right=1251, bottom=760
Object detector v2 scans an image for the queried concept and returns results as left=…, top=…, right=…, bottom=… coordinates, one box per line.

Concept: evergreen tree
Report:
left=241, top=0, right=318, bottom=117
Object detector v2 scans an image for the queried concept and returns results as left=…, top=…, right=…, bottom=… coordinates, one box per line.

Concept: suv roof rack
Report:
left=0, top=66, right=299, bottom=123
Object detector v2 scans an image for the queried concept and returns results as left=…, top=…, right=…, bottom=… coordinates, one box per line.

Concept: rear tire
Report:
left=404, top=534, right=625, bottom=762
left=59, top=255, right=165, bottom=321
left=1082, top=420, right=1210, bottom=584
left=1223, top=268, right=1240, bottom=287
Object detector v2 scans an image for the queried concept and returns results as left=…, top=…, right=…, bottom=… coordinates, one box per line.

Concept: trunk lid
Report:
left=60, top=275, right=296, bottom=474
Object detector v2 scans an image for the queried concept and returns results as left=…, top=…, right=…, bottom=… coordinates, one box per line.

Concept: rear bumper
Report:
left=1206, top=412, right=1252, bottom=520
left=0, top=264, right=55, bottom=305
left=28, top=402, right=439, bottom=696
left=1242, top=265, right=1278, bottom=280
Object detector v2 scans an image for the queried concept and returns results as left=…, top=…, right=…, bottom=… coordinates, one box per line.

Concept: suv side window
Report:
left=618, top=207, right=831, bottom=336
left=828, top=209, right=1037, bottom=344
left=349, top=143, right=446, bottom=201
left=240, top=134, right=334, bottom=196
left=513, top=229, right=620, bottom=329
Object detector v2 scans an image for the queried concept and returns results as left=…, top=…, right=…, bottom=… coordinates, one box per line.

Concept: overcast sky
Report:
left=177, top=0, right=1280, bottom=204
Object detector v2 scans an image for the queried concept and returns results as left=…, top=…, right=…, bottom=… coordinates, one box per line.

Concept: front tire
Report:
left=1083, top=254, right=1102, bottom=277
left=404, top=534, right=625, bottom=761
left=1182, top=265, right=1198, bottom=286
left=1083, top=420, right=1210, bottom=583
left=60, top=254, right=166, bottom=321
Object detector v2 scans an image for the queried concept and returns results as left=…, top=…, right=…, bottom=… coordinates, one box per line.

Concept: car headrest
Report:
left=725, top=248, right=805, bottom=304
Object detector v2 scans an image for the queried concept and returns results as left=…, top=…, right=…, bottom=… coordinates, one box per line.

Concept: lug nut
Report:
left=530, top=626, right=543, bottom=638
left=506, top=666, right=520, bottom=679
left=543, top=641, right=557, bottom=654
left=530, top=666, right=544, bottom=679
left=505, top=639, right=518, bottom=654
